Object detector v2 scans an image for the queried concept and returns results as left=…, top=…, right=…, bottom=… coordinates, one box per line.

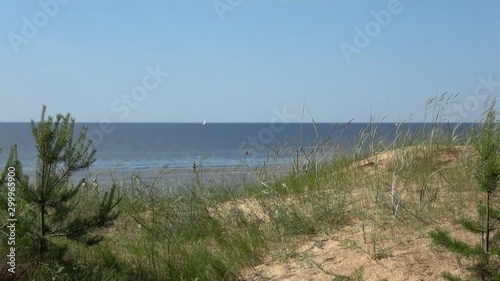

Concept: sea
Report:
left=0, top=122, right=473, bottom=186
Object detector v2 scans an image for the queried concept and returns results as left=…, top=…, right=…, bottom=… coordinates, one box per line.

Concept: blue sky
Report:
left=1, top=0, right=499, bottom=123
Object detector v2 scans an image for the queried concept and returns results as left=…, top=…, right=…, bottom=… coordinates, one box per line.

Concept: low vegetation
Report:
left=0, top=100, right=498, bottom=280
left=431, top=110, right=500, bottom=281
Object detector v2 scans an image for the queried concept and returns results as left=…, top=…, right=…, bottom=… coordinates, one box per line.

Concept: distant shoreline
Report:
left=23, top=163, right=292, bottom=190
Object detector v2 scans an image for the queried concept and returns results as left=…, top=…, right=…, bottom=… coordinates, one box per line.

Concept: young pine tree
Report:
left=0, top=144, right=25, bottom=185
left=430, top=109, right=500, bottom=281
left=17, top=106, right=121, bottom=261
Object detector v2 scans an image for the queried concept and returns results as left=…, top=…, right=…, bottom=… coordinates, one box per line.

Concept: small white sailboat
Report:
left=202, top=119, right=207, bottom=125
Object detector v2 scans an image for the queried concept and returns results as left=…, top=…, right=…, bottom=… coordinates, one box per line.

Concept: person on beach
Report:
left=192, top=162, right=196, bottom=171
left=92, top=178, right=99, bottom=190
left=243, top=150, right=250, bottom=164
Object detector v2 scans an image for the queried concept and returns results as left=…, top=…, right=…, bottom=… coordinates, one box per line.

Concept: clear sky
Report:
left=1, top=0, right=499, bottom=123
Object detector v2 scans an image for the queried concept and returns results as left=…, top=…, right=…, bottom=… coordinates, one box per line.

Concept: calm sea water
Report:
left=0, top=122, right=472, bottom=178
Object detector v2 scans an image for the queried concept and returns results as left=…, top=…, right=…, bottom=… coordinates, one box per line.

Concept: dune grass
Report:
left=1, top=99, right=496, bottom=280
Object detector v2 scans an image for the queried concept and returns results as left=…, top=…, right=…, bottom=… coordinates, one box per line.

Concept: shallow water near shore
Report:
left=0, top=122, right=473, bottom=187
left=71, top=164, right=290, bottom=191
